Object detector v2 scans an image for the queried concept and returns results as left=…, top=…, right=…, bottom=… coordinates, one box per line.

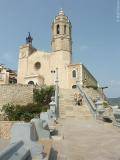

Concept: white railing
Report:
left=77, top=83, right=96, bottom=118
left=55, top=85, right=59, bottom=118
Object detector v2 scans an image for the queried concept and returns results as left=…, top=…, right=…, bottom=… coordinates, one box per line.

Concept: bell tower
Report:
left=51, top=9, right=72, bottom=59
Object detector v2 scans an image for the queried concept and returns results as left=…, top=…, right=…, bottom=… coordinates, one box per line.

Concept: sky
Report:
left=0, top=0, right=120, bottom=98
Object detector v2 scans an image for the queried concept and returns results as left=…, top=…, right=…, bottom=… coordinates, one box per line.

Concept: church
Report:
left=17, top=9, right=97, bottom=89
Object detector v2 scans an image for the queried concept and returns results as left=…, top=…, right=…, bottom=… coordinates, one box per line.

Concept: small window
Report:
left=72, top=70, right=76, bottom=78
left=64, top=25, right=66, bottom=34
left=72, top=85, right=77, bottom=89
left=28, top=81, right=34, bottom=85
left=57, top=24, right=60, bottom=34
left=34, top=62, right=41, bottom=70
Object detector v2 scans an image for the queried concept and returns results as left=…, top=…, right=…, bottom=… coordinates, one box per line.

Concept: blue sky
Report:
left=0, top=0, right=120, bottom=97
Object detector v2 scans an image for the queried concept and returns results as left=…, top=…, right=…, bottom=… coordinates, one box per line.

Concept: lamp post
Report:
left=76, top=68, right=80, bottom=86
left=51, top=68, right=59, bottom=118
left=51, top=70, right=55, bottom=86
left=100, top=86, right=108, bottom=100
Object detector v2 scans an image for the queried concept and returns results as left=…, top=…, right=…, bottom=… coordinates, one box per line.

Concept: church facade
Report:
left=17, top=10, right=97, bottom=89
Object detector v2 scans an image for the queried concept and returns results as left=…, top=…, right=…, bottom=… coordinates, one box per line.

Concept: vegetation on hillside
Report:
left=1, top=85, right=54, bottom=122
left=102, top=101, right=109, bottom=108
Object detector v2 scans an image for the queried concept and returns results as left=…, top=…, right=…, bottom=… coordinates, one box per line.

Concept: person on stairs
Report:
left=77, top=93, right=83, bottom=106
left=74, top=93, right=78, bottom=105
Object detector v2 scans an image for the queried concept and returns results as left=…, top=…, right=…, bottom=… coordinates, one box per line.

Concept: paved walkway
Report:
left=54, top=118, right=120, bottom=160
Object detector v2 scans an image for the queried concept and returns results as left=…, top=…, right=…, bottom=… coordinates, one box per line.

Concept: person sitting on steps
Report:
left=77, top=93, right=83, bottom=106
left=74, top=93, right=78, bottom=105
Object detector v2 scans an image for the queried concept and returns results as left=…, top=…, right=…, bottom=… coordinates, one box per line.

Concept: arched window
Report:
left=72, top=70, right=76, bottom=78
left=56, top=24, right=60, bottom=34
left=72, top=85, right=77, bottom=89
left=64, top=25, right=66, bottom=34
left=28, top=81, right=34, bottom=85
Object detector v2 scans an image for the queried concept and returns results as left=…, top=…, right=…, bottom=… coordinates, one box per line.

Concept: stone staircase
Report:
left=59, top=89, right=75, bottom=118
left=59, top=88, right=92, bottom=119
left=72, top=104, right=92, bottom=120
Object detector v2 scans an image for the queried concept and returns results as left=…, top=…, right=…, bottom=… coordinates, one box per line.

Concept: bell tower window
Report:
left=56, top=24, right=60, bottom=34
left=64, top=25, right=66, bottom=34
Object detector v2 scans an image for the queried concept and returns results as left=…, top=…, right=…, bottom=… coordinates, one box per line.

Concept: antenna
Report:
left=116, top=0, right=120, bottom=22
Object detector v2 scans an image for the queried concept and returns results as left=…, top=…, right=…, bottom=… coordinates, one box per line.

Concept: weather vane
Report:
left=26, top=32, right=33, bottom=45
left=116, top=0, right=120, bottom=22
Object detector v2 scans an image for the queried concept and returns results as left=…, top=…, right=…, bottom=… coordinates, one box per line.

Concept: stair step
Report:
left=59, top=88, right=92, bottom=119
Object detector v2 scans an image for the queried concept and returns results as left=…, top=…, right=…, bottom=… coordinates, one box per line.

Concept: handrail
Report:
left=77, top=83, right=96, bottom=118
left=55, top=84, right=59, bottom=118
left=55, top=68, right=59, bottom=118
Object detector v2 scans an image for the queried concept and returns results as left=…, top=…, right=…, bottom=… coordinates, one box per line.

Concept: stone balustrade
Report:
left=0, top=140, right=31, bottom=160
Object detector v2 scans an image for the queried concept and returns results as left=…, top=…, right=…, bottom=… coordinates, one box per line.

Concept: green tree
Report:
left=33, top=85, right=54, bottom=105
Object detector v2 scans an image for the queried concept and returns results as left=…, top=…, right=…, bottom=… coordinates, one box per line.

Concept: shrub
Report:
left=103, top=101, right=109, bottom=108
left=1, top=103, right=48, bottom=122
left=1, top=85, right=54, bottom=122
left=86, top=85, right=98, bottom=90
left=20, top=112, right=35, bottom=122
left=33, top=85, right=54, bottom=105
left=1, top=103, right=15, bottom=121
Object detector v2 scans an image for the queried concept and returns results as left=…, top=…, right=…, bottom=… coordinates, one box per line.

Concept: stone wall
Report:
left=68, top=64, right=82, bottom=89
left=0, top=84, right=34, bottom=109
left=0, top=121, right=14, bottom=139
left=82, top=65, right=98, bottom=88
left=84, top=87, right=103, bottom=100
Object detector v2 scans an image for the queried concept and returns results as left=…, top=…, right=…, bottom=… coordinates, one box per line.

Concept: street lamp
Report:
left=51, top=70, right=55, bottom=86
left=51, top=70, right=55, bottom=74
left=100, top=86, right=108, bottom=100
left=51, top=68, right=59, bottom=118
